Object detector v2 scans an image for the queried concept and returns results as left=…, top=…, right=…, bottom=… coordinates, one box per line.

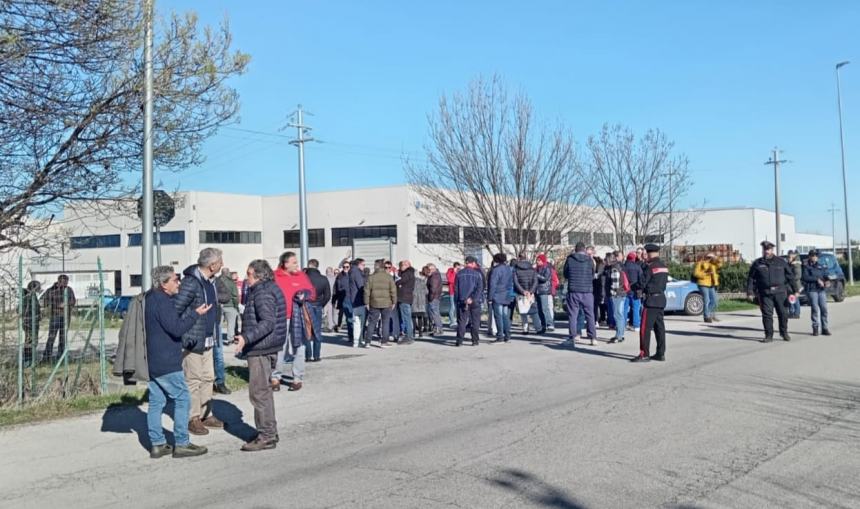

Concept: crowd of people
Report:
left=100, top=238, right=837, bottom=459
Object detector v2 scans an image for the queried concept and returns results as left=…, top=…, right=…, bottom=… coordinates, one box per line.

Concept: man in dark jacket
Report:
left=304, top=259, right=332, bottom=362
left=333, top=261, right=350, bottom=333
left=145, top=266, right=210, bottom=459
left=513, top=253, right=541, bottom=334
left=346, top=258, right=367, bottom=346
left=396, top=260, right=416, bottom=344
left=40, top=275, right=76, bottom=362
left=22, top=281, right=41, bottom=366
left=747, top=240, right=798, bottom=342
left=631, top=244, right=669, bottom=362
left=801, top=250, right=831, bottom=336
left=487, top=253, right=514, bottom=342
left=535, top=254, right=553, bottom=334
left=426, top=264, right=444, bottom=335
left=563, top=242, right=596, bottom=346
left=454, top=256, right=484, bottom=347
left=174, top=247, right=224, bottom=436
left=235, top=259, right=287, bottom=452
left=623, top=252, right=645, bottom=331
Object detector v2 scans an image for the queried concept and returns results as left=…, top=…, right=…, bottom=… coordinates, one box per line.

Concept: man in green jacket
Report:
left=363, top=259, right=397, bottom=348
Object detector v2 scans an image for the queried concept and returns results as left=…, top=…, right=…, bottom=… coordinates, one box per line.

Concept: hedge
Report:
left=669, top=262, right=751, bottom=293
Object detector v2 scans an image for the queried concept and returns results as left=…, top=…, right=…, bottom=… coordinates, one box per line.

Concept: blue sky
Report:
left=159, top=0, right=859, bottom=239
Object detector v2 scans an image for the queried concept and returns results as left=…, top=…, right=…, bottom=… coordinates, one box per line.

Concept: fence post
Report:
left=62, top=283, right=69, bottom=397
left=98, top=258, right=107, bottom=394
left=17, top=256, right=24, bottom=407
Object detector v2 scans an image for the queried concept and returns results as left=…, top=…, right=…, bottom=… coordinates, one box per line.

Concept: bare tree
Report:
left=405, top=76, right=592, bottom=260
left=0, top=0, right=249, bottom=253
left=586, top=124, right=693, bottom=252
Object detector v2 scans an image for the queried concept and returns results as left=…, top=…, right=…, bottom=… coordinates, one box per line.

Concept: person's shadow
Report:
left=212, top=399, right=258, bottom=443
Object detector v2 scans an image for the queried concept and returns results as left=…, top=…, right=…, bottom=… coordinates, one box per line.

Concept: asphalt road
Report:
left=1, top=301, right=859, bottom=509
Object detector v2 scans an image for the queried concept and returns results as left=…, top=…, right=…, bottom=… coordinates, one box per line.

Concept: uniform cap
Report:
left=760, top=240, right=775, bottom=249
left=644, top=243, right=660, bottom=253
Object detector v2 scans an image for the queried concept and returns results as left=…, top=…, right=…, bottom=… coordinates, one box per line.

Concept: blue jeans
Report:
left=612, top=296, right=627, bottom=339
left=213, top=324, right=225, bottom=385
left=428, top=299, right=443, bottom=332
left=699, top=286, right=718, bottom=318
left=398, top=303, right=413, bottom=339
left=537, top=294, right=553, bottom=331
left=493, top=303, right=512, bottom=339
left=306, top=304, right=323, bottom=360
left=147, top=371, right=190, bottom=447
left=624, top=295, right=642, bottom=328
left=448, top=298, right=458, bottom=327
left=807, top=290, right=828, bottom=331
left=605, top=294, right=616, bottom=328
left=790, top=297, right=801, bottom=317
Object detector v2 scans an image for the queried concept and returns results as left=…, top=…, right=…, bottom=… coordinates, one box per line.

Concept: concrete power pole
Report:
left=289, top=105, right=314, bottom=267
left=141, top=0, right=155, bottom=290
left=665, top=170, right=678, bottom=262
left=764, top=148, right=788, bottom=255
left=836, top=61, right=853, bottom=284
left=828, top=203, right=840, bottom=252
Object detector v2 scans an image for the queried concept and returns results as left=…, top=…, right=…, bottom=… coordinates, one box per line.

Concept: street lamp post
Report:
left=836, top=61, right=853, bottom=285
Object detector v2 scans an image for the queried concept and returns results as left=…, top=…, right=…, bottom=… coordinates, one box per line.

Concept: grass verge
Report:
left=0, top=365, right=249, bottom=428
left=716, top=298, right=758, bottom=312
left=844, top=283, right=860, bottom=299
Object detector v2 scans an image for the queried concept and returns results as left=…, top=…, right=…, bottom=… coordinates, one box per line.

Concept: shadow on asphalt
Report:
left=101, top=401, right=154, bottom=450
left=490, top=468, right=587, bottom=508
left=669, top=329, right=761, bottom=342
left=211, top=399, right=258, bottom=443
left=542, top=343, right=637, bottom=361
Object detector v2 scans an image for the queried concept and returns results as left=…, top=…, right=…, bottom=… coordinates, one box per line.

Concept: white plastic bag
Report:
left=516, top=295, right=533, bottom=314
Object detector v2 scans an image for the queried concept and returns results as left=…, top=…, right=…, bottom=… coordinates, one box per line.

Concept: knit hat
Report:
left=626, top=252, right=637, bottom=261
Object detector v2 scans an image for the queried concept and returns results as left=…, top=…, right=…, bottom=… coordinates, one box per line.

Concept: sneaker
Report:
left=241, top=437, right=277, bottom=452
left=608, top=338, right=617, bottom=344
left=173, top=443, right=208, bottom=458
left=188, top=417, right=209, bottom=436
left=150, top=444, right=173, bottom=459
left=812, top=328, right=819, bottom=337
left=781, top=333, right=791, bottom=342
left=202, top=415, right=224, bottom=429
left=213, top=383, right=232, bottom=395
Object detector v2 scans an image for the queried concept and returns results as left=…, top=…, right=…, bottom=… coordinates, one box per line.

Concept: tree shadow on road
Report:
left=668, top=329, right=761, bottom=342
left=489, top=468, right=587, bottom=508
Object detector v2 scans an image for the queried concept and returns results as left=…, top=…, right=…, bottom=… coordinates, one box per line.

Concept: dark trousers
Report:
left=759, top=291, right=788, bottom=338
left=565, top=292, right=595, bottom=340
left=456, top=302, right=481, bottom=344
left=23, top=322, right=39, bottom=365
left=248, top=353, right=278, bottom=441
left=306, top=304, right=323, bottom=360
left=366, top=307, right=392, bottom=343
left=639, top=306, right=666, bottom=357
left=43, top=316, right=67, bottom=360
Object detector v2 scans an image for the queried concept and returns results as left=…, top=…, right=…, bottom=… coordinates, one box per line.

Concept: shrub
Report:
left=670, top=261, right=750, bottom=293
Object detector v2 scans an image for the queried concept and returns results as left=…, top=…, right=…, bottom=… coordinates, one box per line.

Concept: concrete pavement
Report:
left=1, top=300, right=859, bottom=508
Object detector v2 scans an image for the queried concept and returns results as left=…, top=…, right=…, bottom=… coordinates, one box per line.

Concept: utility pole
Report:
left=828, top=203, right=840, bottom=252
left=141, top=0, right=155, bottom=290
left=764, top=148, right=788, bottom=255
left=664, top=170, right=678, bottom=262
left=289, top=105, right=314, bottom=267
left=836, top=61, right=853, bottom=284
left=61, top=241, right=66, bottom=273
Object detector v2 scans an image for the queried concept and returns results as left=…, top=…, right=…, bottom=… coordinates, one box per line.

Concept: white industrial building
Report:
left=22, top=186, right=834, bottom=298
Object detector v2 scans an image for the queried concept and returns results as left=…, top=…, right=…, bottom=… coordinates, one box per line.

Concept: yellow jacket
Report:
left=693, top=259, right=722, bottom=287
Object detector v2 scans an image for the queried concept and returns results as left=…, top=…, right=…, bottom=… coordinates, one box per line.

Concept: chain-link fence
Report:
left=0, top=256, right=109, bottom=408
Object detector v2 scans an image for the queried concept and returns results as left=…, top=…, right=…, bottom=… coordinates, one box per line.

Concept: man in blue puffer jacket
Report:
left=235, top=259, right=287, bottom=452
left=487, top=253, right=514, bottom=343
left=454, top=256, right=485, bottom=347
left=563, top=242, right=596, bottom=346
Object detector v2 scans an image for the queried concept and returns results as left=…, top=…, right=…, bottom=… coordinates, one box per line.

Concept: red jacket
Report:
left=446, top=268, right=457, bottom=296
left=550, top=266, right=560, bottom=296
left=274, top=267, right=315, bottom=319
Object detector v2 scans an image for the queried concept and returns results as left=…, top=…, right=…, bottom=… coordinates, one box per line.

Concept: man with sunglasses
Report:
left=334, top=261, right=351, bottom=335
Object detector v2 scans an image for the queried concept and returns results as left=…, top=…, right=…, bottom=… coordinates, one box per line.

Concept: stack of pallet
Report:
left=674, top=244, right=741, bottom=264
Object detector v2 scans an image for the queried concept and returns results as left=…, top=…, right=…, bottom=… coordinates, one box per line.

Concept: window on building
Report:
left=540, top=230, right=562, bottom=245
left=128, top=231, right=186, bottom=247
left=463, top=227, right=501, bottom=245
left=620, top=234, right=635, bottom=247
left=199, top=230, right=261, bottom=244
left=283, top=229, right=325, bottom=248
left=70, top=234, right=121, bottom=249
left=593, top=232, right=615, bottom=246
left=130, top=274, right=142, bottom=288
left=331, top=225, right=397, bottom=247
left=639, top=234, right=665, bottom=244
left=417, top=225, right=460, bottom=244
left=568, top=231, right=591, bottom=245
left=504, top=229, right=537, bottom=245
left=780, top=233, right=786, bottom=242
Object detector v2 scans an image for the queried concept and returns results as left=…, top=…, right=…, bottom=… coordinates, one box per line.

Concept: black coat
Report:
left=240, top=279, right=288, bottom=357
left=641, top=258, right=669, bottom=308
left=513, top=260, right=538, bottom=295
left=174, top=265, right=218, bottom=353
left=397, top=267, right=416, bottom=304
left=305, top=268, right=332, bottom=307
left=747, top=256, right=797, bottom=295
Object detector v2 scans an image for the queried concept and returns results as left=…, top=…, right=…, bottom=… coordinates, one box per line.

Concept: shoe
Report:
left=202, top=415, right=224, bottom=429
left=333, top=326, right=339, bottom=333
left=822, top=329, right=832, bottom=336
left=455, top=339, right=462, bottom=347
left=312, top=357, right=321, bottom=362
left=504, top=337, right=511, bottom=343
left=188, top=417, right=209, bottom=436
left=305, top=358, right=312, bottom=362
left=649, top=355, right=665, bottom=362
left=288, top=381, right=303, bottom=392
left=812, top=328, right=819, bottom=337
left=173, top=443, right=208, bottom=458
left=399, top=339, right=414, bottom=345
left=781, top=333, right=791, bottom=342
left=704, top=317, right=713, bottom=324
left=626, top=325, right=634, bottom=331
left=761, top=336, right=774, bottom=343
left=270, top=379, right=281, bottom=391
left=150, top=444, right=173, bottom=459
left=492, top=338, right=504, bottom=344
left=589, top=338, right=596, bottom=346
left=241, top=437, right=277, bottom=452
left=617, top=337, right=625, bottom=343
left=712, top=317, right=720, bottom=323
left=360, top=342, right=369, bottom=348
left=561, top=338, right=575, bottom=347
left=608, top=338, right=617, bottom=344
left=472, top=340, right=479, bottom=346
left=630, top=355, right=651, bottom=363
left=213, top=383, right=231, bottom=395
left=537, top=329, right=547, bottom=335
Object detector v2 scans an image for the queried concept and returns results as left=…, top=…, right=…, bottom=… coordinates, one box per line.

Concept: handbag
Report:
left=516, top=294, right=534, bottom=315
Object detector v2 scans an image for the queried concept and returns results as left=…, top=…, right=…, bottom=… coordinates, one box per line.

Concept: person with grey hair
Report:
left=175, top=247, right=224, bottom=436
left=234, top=259, right=286, bottom=451
left=145, top=265, right=211, bottom=458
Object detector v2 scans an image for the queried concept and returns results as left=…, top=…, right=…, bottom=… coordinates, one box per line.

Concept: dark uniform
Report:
left=747, top=242, right=797, bottom=341
left=633, top=244, right=669, bottom=362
